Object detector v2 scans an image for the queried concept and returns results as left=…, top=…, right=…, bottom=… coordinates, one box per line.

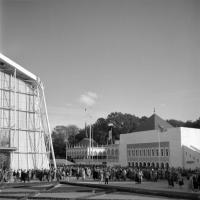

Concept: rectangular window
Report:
left=161, top=149, right=164, bottom=156
left=133, top=149, right=135, bottom=156
left=128, top=150, right=131, bottom=157
left=166, top=149, right=169, bottom=156
left=156, top=149, right=159, bottom=156
left=136, top=150, right=138, bottom=156
left=143, top=149, right=146, bottom=156
left=152, top=149, right=154, bottom=156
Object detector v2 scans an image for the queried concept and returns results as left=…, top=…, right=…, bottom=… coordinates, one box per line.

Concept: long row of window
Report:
left=67, top=148, right=119, bottom=157
left=128, top=161, right=169, bottom=168
left=127, top=147, right=169, bottom=157
left=185, top=151, right=200, bottom=163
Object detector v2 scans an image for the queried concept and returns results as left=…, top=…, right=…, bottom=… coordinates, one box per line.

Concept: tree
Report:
left=107, top=112, right=139, bottom=137
left=73, top=129, right=86, bottom=144
left=52, top=131, right=66, bottom=158
left=192, top=118, right=200, bottom=128
left=52, top=125, right=79, bottom=158
left=139, top=116, right=148, bottom=123
left=53, top=125, right=79, bottom=144
left=167, top=119, right=185, bottom=127
left=184, top=120, right=195, bottom=128
left=93, top=118, right=109, bottom=145
left=91, top=113, right=140, bottom=144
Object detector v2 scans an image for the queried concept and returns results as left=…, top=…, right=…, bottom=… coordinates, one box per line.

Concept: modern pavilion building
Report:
left=66, top=114, right=200, bottom=169
left=119, top=114, right=200, bottom=170
left=0, top=53, right=56, bottom=170
left=66, top=138, right=119, bottom=166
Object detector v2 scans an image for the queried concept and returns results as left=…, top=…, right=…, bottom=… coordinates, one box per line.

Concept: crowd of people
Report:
left=0, top=165, right=200, bottom=192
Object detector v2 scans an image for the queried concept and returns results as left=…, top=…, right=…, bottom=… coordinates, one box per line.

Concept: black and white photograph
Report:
left=0, top=0, right=199, bottom=199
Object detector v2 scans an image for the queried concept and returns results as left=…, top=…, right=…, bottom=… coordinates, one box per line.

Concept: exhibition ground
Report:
left=0, top=178, right=199, bottom=199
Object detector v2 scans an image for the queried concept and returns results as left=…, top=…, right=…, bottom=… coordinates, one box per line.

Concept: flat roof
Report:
left=0, top=147, right=17, bottom=152
left=0, top=53, right=37, bottom=83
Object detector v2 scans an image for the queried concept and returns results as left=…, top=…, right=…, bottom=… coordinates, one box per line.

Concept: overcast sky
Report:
left=0, top=0, right=200, bottom=128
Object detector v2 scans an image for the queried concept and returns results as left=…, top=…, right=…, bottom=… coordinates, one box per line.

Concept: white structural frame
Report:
left=0, top=53, right=56, bottom=169
left=0, top=53, right=37, bottom=81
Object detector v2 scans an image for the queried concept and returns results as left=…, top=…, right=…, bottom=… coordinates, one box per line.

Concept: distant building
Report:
left=119, top=114, right=200, bottom=169
left=66, top=138, right=119, bottom=166
left=66, top=114, right=200, bottom=169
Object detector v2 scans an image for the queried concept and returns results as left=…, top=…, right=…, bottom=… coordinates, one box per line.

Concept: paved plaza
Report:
left=0, top=182, right=186, bottom=200
left=0, top=178, right=199, bottom=199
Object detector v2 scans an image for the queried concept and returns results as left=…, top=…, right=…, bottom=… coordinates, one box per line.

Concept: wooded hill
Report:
left=52, top=112, right=200, bottom=158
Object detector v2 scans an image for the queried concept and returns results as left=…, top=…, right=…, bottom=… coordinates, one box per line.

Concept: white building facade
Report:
left=119, top=117, right=200, bottom=170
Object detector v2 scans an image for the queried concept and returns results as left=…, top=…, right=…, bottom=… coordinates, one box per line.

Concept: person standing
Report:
left=99, top=169, right=104, bottom=183
left=138, top=169, right=143, bottom=184
left=193, top=175, right=198, bottom=192
left=104, top=170, right=110, bottom=184
left=82, top=168, right=86, bottom=181
left=197, top=173, right=200, bottom=191
left=178, top=173, right=184, bottom=188
left=188, top=175, right=193, bottom=191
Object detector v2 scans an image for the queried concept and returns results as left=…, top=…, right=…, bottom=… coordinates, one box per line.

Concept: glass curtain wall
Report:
left=0, top=70, right=50, bottom=170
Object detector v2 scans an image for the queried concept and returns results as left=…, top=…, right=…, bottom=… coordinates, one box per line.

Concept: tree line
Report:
left=52, top=112, right=200, bottom=158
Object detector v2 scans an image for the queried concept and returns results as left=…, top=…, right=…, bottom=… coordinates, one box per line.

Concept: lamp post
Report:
left=108, top=123, right=114, bottom=144
left=85, top=107, right=93, bottom=165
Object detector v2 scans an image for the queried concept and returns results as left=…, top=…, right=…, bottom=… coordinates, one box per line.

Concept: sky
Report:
left=0, top=0, right=200, bottom=128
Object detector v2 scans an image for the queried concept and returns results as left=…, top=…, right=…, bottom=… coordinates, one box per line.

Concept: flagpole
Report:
left=91, top=125, right=93, bottom=163
left=157, top=129, right=161, bottom=168
left=89, top=123, right=91, bottom=165
left=85, top=108, right=87, bottom=138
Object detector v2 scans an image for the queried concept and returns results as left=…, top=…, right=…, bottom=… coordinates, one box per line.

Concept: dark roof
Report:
left=135, top=114, right=173, bottom=132
left=77, top=138, right=97, bottom=147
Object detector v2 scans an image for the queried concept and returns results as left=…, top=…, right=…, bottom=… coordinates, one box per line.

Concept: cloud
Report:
left=79, top=91, right=98, bottom=107
left=160, top=103, right=166, bottom=107
left=87, top=91, right=98, bottom=99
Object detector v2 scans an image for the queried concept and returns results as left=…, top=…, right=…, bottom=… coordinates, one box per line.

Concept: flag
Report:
left=158, top=124, right=167, bottom=132
left=108, top=129, right=112, bottom=141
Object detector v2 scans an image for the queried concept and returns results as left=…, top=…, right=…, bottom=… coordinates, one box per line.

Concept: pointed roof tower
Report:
left=135, top=113, right=173, bottom=132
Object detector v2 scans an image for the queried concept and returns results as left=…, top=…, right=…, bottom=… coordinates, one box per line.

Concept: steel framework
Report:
left=0, top=53, right=56, bottom=170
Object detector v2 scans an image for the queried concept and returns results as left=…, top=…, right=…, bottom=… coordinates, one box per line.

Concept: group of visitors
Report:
left=0, top=165, right=200, bottom=192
